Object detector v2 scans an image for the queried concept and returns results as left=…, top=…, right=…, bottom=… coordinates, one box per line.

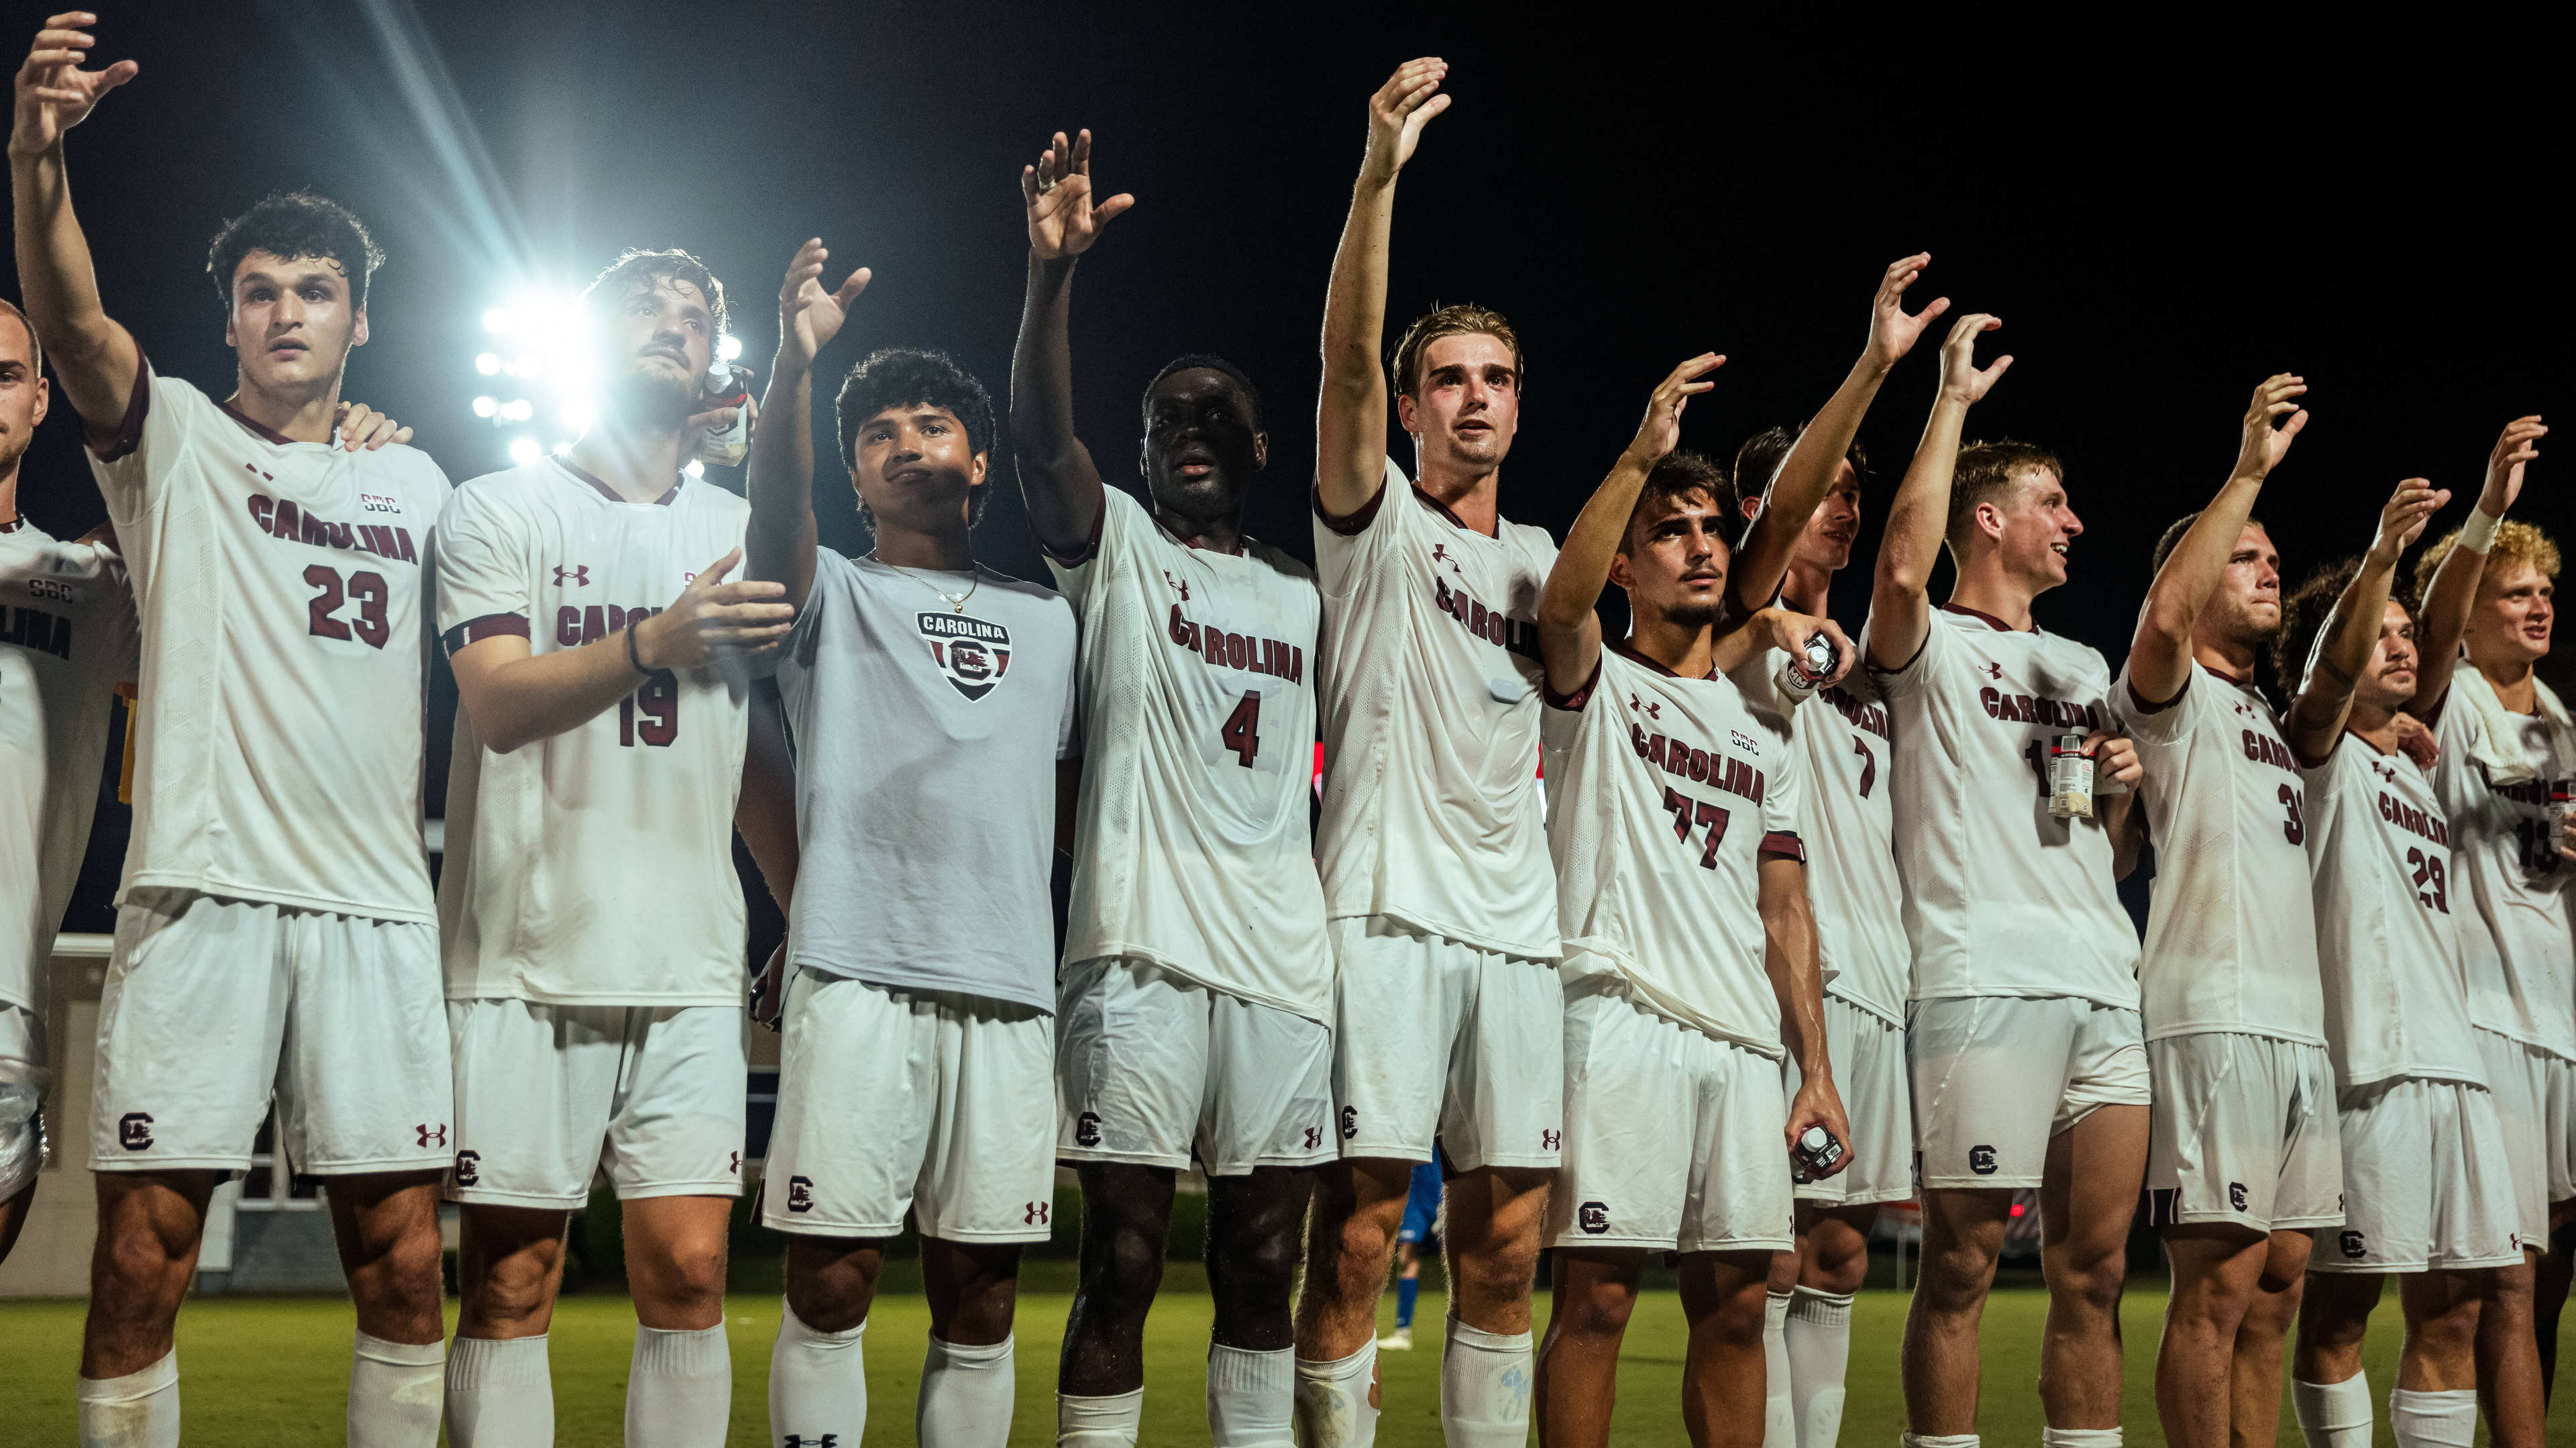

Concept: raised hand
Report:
left=1762, top=610, right=1858, bottom=688
left=1360, top=57, right=1450, bottom=184
left=1865, top=253, right=1949, bottom=372
left=2232, top=373, right=2309, bottom=480
left=1937, top=313, right=2012, bottom=405
left=9, top=13, right=132, bottom=158
left=1622, top=353, right=1723, bottom=470
left=2390, top=711, right=2439, bottom=773
left=682, top=382, right=755, bottom=466
left=333, top=400, right=413, bottom=453
left=775, top=239, right=870, bottom=374
left=2479, top=415, right=2545, bottom=516
left=633, top=548, right=794, bottom=670
left=2367, top=476, right=2450, bottom=564
left=1022, top=128, right=1134, bottom=261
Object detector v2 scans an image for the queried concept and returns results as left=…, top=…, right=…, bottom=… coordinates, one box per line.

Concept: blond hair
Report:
left=2414, top=518, right=2561, bottom=599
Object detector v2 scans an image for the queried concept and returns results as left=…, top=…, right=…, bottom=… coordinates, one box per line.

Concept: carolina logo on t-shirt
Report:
left=917, top=611, right=1013, bottom=701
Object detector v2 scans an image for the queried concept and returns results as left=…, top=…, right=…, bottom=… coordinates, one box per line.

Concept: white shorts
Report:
left=90, top=891, right=450, bottom=1176
left=2147, top=1032, right=2342, bottom=1234
left=1056, top=957, right=1333, bottom=1176
left=2472, top=1029, right=2576, bottom=1247
left=1, top=1004, right=46, bottom=1201
left=2312, top=1075, right=2523, bottom=1273
left=1545, top=978, right=1791, bottom=1254
left=1786, top=994, right=1911, bottom=1206
left=1909, top=994, right=2149, bottom=1190
left=762, top=970, right=1057, bottom=1243
left=445, top=999, right=747, bottom=1209
left=1330, top=917, right=1562, bottom=1172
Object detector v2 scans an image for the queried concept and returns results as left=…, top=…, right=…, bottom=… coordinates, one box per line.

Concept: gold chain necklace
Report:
left=872, top=552, right=979, bottom=613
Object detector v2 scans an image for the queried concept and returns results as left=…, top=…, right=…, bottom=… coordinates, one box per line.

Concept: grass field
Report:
left=2, top=1278, right=2567, bottom=1445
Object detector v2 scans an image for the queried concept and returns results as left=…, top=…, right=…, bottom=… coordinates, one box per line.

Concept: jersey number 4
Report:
left=1662, top=786, right=1732, bottom=869
left=303, top=564, right=390, bottom=648
left=1222, top=691, right=1261, bottom=768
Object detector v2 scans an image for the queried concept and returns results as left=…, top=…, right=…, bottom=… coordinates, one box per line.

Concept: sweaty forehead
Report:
left=1152, top=367, right=1247, bottom=411
left=233, top=250, right=350, bottom=289
left=861, top=403, right=962, bottom=433
left=623, top=275, right=708, bottom=313
left=1420, top=332, right=1515, bottom=375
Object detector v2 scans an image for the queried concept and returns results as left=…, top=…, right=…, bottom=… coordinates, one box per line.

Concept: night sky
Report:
left=11, top=2, right=2563, bottom=933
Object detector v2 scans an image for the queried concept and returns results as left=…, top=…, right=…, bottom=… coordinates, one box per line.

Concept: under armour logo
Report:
left=1980, top=662, right=2003, bottom=680
left=1430, top=544, right=1461, bottom=574
left=1628, top=692, right=1661, bottom=719
left=2372, top=760, right=2399, bottom=782
left=1540, top=1129, right=1561, bottom=1151
left=782, top=1435, right=839, bottom=1447
left=553, top=564, right=590, bottom=587
left=2232, top=699, right=2255, bottom=719
left=1024, top=1200, right=1050, bottom=1226
left=1163, top=571, right=1190, bottom=601
left=729, top=1151, right=741, bottom=1176
left=119, top=1112, right=154, bottom=1151
left=416, top=1123, right=447, bottom=1148
left=1075, top=1111, right=1102, bottom=1148
left=1303, top=1127, right=1323, bottom=1151
left=241, top=462, right=274, bottom=483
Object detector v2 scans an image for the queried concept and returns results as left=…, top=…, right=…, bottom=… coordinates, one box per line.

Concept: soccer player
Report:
left=745, top=240, right=1079, bottom=1448
left=1378, top=1162, right=1445, bottom=1353
left=2404, top=416, right=2570, bottom=1408
left=1288, top=59, right=1568, bottom=1448
left=1868, top=313, right=2149, bottom=1448
left=0, top=293, right=136, bottom=1270
left=2118, top=376, right=2340, bottom=1448
left=1006, top=130, right=1332, bottom=1448
left=2274, top=476, right=2546, bottom=1448
left=11, top=15, right=455, bottom=1445
left=1527, top=352, right=1854, bottom=1448
left=433, top=248, right=795, bottom=1447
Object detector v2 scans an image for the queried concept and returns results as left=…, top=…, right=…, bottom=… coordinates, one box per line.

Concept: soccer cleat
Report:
left=1375, top=1327, right=1413, bottom=1351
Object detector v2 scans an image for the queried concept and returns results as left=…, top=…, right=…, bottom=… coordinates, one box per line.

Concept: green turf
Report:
left=1, top=1283, right=2566, bottom=1444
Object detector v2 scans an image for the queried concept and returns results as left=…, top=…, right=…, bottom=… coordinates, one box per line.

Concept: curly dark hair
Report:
left=2271, top=556, right=2418, bottom=699
left=582, top=248, right=728, bottom=342
left=1140, top=352, right=1264, bottom=435
left=205, top=191, right=384, bottom=310
left=1944, top=439, right=2064, bottom=554
left=1729, top=424, right=1868, bottom=511
left=837, top=348, right=996, bottom=533
left=1627, top=450, right=1740, bottom=554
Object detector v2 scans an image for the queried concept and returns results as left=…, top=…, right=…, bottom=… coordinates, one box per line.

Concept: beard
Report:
left=606, top=364, right=698, bottom=427
left=1660, top=599, right=1724, bottom=629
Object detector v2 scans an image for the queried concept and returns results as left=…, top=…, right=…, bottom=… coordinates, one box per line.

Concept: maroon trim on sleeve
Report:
left=440, top=613, right=532, bottom=658
left=1867, top=627, right=1929, bottom=677
left=1313, top=475, right=1387, bottom=536
left=1758, top=830, right=1807, bottom=862
left=1544, top=656, right=1604, bottom=712
left=2125, top=670, right=2190, bottom=715
left=85, top=349, right=154, bottom=462
left=1038, top=477, right=1109, bottom=568
left=0, top=517, right=23, bottom=534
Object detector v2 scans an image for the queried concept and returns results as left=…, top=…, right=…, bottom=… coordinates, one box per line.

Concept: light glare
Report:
left=471, top=395, right=498, bottom=418
left=718, top=334, right=743, bottom=361
left=474, top=352, right=500, bottom=375
left=508, top=437, right=542, bottom=465
left=684, top=459, right=706, bottom=479
left=482, top=309, right=513, bottom=333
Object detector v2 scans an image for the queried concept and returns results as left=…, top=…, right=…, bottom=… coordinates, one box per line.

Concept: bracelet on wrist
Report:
left=625, top=623, right=653, bottom=677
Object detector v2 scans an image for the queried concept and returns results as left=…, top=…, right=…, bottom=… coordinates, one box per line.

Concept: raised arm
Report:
left=1725, top=253, right=1945, bottom=619
left=1316, top=58, right=1449, bottom=518
left=740, top=678, right=800, bottom=1029
left=8, top=12, right=138, bottom=428
left=2127, top=374, right=2307, bottom=704
left=1760, top=856, right=1849, bottom=1172
left=1868, top=313, right=2010, bottom=670
left=2408, top=415, right=2544, bottom=715
left=1010, top=128, right=1134, bottom=558
left=2285, top=478, right=2449, bottom=761
left=748, top=239, right=870, bottom=609
left=1536, top=354, right=1719, bottom=696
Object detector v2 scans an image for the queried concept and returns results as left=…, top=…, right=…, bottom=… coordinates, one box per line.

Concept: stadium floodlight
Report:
left=500, top=399, right=535, bottom=423
left=475, top=353, right=501, bottom=376
left=718, top=334, right=743, bottom=362
left=470, top=286, right=602, bottom=466
left=472, top=396, right=498, bottom=418
left=482, top=309, right=513, bottom=333
left=508, top=437, right=542, bottom=466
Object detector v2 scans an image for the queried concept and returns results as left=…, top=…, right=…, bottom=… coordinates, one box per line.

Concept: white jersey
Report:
left=1868, top=604, right=2139, bottom=1008
left=1, top=517, right=138, bottom=1015
left=1542, top=643, right=1805, bottom=1057
left=2429, top=669, right=2575, bottom=1059
left=1313, top=458, right=1559, bottom=960
left=2301, top=734, right=2483, bottom=1088
left=1785, top=656, right=1908, bottom=1024
left=434, top=460, right=755, bottom=1005
left=88, top=363, right=449, bottom=923
left=1046, top=484, right=1330, bottom=1021
left=2117, top=660, right=2324, bottom=1046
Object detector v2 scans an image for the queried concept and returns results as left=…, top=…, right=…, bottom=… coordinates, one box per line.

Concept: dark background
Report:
left=11, top=1, right=2564, bottom=937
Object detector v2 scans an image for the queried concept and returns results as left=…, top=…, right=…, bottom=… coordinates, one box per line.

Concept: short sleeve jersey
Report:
left=1312, top=458, right=1560, bottom=960
left=1783, top=654, right=1908, bottom=1024
left=2300, top=735, right=2483, bottom=1088
left=1541, top=643, right=1804, bottom=1057
left=1867, top=604, right=2139, bottom=1008
left=2115, top=660, right=2324, bottom=1046
left=2428, top=670, right=2575, bottom=1059
left=1046, top=485, right=1331, bottom=1021
left=1, top=518, right=138, bottom=1015
left=776, top=549, right=1078, bottom=1013
left=87, top=362, right=450, bottom=923
left=433, top=460, right=756, bottom=1005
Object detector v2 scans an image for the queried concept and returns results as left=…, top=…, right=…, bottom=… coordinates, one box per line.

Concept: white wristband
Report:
left=2459, top=505, right=2504, bottom=555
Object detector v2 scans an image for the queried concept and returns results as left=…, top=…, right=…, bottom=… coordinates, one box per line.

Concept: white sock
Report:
left=1762, top=1290, right=1794, bottom=1448
left=769, top=1301, right=867, bottom=1448
left=445, top=1335, right=552, bottom=1448
left=2388, top=1388, right=2477, bottom=1448
left=2291, top=1373, right=2372, bottom=1448
left=1059, top=1388, right=1144, bottom=1445
left=1783, top=1286, right=1852, bottom=1448
left=918, top=1334, right=1016, bottom=1447
left=1208, top=1341, right=1295, bottom=1447
left=2039, top=1431, right=2121, bottom=1448
left=76, top=1350, right=180, bottom=1448
left=1292, top=1342, right=1379, bottom=1448
left=1899, top=1436, right=1980, bottom=1448
left=627, top=1323, right=731, bottom=1447
left=1440, top=1315, right=1536, bottom=1447
left=348, top=1333, right=445, bottom=1447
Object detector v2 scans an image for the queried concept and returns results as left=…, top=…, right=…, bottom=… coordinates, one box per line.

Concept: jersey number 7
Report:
left=1662, top=786, right=1731, bottom=870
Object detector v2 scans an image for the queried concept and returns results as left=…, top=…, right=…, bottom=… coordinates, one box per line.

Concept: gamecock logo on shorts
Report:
left=1339, top=1106, right=1357, bottom=1141
left=1075, top=1112, right=1102, bottom=1147
left=788, top=1175, right=815, bottom=1213
left=1578, top=1201, right=1609, bottom=1235
left=1968, top=1144, right=1997, bottom=1176
left=2339, top=1230, right=2366, bottom=1259
left=2228, top=1182, right=2249, bottom=1212
left=119, top=1112, right=153, bottom=1151
left=453, top=1150, right=480, bottom=1186
left=916, top=612, right=1013, bottom=701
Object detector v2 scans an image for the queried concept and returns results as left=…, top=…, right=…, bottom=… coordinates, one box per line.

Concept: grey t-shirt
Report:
left=777, top=548, right=1079, bottom=1011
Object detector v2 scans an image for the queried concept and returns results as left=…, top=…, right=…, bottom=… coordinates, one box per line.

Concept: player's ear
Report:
left=351, top=307, right=370, bottom=350
left=30, top=375, right=48, bottom=427
left=1252, top=429, right=1269, bottom=473
left=1607, top=548, right=1635, bottom=592
left=1138, top=438, right=1150, bottom=482
left=1395, top=391, right=1419, bottom=437
left=969, top=450, right=987, bottom=488
left=1976, top=499, right=2004, bottom=542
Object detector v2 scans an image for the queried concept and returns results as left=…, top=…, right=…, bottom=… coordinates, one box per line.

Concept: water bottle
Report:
left=2049, top=731, right=2095, bottom=819
left=699, top=360, right=751, bottom=468
left=1775, top=631, right=1841, bottom=703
